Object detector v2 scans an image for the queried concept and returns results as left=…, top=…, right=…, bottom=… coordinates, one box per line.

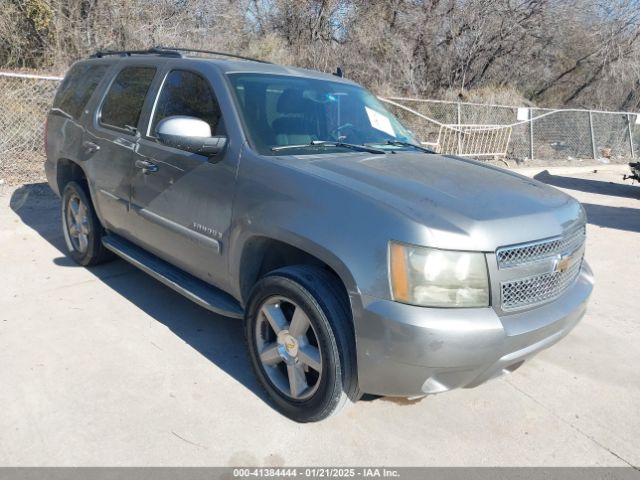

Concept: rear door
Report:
left=129, top=66, right=238, bottom=289
left=46, top=62, right=111, bottom=193
left=84, top=65, right=157, bottom=236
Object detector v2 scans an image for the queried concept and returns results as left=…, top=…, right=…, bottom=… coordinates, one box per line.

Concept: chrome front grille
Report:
left=497, top=226, right=585, bottom=268
left=501, top=259, right=582, bottom=310
left=496, top=224, right=586, bottom=311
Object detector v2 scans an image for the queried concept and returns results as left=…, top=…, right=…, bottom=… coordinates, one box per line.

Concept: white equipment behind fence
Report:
left=429, top=124, right=512, bottom=158
left=379, top=97, right=514, bottom=158
left=379, top=96, right=638, bottom=162
left=0, top=70, right=638, bottom=184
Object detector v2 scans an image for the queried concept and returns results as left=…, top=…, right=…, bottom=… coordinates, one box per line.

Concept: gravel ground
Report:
left=0, top=153, right=47, bottom=187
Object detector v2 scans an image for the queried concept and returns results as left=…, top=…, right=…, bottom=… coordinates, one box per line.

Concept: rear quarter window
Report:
left=53, top=64, right=109, bottom=120
left=100, top=67, right=156, bottom=133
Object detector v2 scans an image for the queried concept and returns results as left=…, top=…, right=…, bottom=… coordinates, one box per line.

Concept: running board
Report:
left=102, top=234, right=244, bottom=319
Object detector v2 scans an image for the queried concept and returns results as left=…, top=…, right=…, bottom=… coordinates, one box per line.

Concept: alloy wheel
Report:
left=254, top=296, right=323, bottom=400
left=65, top=194, right=90, bottom=253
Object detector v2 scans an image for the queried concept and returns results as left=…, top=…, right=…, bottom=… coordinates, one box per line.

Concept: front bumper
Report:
left=352, top=261, right=594, bottom=397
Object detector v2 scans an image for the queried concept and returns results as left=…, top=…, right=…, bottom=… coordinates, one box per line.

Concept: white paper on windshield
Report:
left=365, top=106, right=396, bottom=137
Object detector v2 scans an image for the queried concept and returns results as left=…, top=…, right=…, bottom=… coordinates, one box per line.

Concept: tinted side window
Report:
left=100, top=67, right=156, bottom=132
left=151, top=70, right=222, bottom=135
left=53, top=64, right=109, bottom=119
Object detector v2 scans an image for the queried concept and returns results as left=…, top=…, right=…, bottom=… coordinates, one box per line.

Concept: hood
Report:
left=296, top=152, right=584, bottom=251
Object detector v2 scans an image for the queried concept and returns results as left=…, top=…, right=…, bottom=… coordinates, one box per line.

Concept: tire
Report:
left=61, top=181, right=114, bottom=266
left=245, top=265, right=360, bottom=422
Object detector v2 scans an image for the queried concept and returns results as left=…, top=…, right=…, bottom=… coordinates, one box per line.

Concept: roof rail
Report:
left=153, top=46, right=272, bottom=64
left=90, top=47, right=271, bottom=64
left=91, top=48, right=184, bottom=58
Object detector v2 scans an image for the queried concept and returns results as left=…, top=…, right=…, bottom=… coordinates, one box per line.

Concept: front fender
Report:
left=226, top=150, right=419, bottom=306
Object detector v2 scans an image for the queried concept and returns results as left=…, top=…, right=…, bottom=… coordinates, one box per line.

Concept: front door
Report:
left=129, top=68, right=237, bottom=290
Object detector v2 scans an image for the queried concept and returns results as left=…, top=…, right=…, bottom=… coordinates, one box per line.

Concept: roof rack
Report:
left=90, top=47, right=271, bottom=64
left=91, top=48, right=183, bottom=58
left=153, top=46, right=272, bottom=64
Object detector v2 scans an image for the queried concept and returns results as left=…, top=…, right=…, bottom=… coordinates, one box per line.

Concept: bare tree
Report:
left=2, top=0, right=639, bottom=110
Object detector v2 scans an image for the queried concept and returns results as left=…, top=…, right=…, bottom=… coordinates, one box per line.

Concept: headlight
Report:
left=389, top=241, right=490, bottom=307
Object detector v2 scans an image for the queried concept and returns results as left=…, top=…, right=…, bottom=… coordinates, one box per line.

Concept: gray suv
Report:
left=45, top=48, right=594, bottom=422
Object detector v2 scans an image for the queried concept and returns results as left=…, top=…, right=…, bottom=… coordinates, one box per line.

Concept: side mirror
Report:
left=156, top=115, right=226, bottom=157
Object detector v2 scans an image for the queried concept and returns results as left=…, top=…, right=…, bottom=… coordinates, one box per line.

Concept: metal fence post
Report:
left=588, top=111, right=597, bottom=159
left=456, top=102, right=462, bottom=155
left=628, top=113, right=635, bottom=159
left=529, top=109, right=534, bottom=161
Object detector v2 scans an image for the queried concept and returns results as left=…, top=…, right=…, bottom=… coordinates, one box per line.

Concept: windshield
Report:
left=227, top=73, right=419, bottom=156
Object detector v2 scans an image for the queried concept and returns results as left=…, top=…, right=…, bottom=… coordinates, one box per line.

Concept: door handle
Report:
left=135, top=159, right=159, bottom=174
left=82, top=141, right=100, bottom=155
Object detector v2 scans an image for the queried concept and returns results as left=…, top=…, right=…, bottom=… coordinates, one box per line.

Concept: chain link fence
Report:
left=0, top=70, right=638, bottom=185
left=381, top=97, right=639, bottom=165
left=0, top=72, right=62, bottom=185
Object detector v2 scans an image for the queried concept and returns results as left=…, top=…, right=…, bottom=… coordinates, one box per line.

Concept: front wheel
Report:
left=245, top=265, right=360, bottom=422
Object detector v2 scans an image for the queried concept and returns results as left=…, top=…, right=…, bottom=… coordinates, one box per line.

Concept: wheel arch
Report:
left=236, top=234, right=358, bottom=311
left=56, top=158, right=88, bottom=194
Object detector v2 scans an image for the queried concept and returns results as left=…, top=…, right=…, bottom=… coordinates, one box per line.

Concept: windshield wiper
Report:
left=272, top=140, right=385, bottom=154
left=365, top=140, right=434, bottom=153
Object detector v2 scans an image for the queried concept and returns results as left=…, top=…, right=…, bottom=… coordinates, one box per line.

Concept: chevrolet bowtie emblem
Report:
left=554, top=253, right=573, bottom=273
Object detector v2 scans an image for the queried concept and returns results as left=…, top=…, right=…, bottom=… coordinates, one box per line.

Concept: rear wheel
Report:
left=245, top=265, right=360, bottom=422
left=61, top=181, right=113, bottom=266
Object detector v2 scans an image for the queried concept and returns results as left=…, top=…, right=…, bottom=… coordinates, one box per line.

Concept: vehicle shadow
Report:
left=9, top=182, right=270, bottom=406
left=579, top=203, right=640, bottom=234
left=533, top=170, right=639, bottom=199
left=534, top=171, right=640, bottom=233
